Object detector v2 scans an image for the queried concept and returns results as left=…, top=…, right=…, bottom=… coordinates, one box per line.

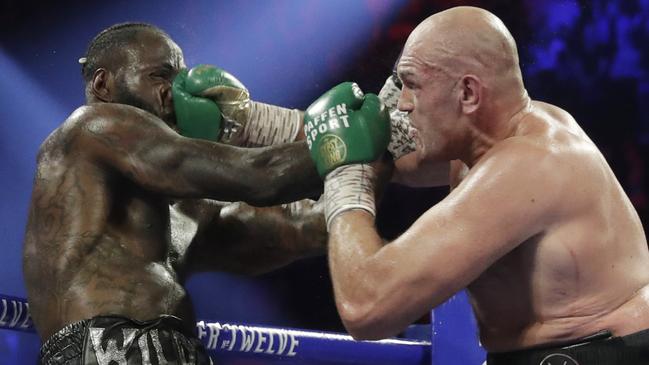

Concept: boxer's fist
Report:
left=184, top=65, right=251, bottom=143
left=304, top=82, right=390, bottom=177
left=172, top=68, right=223, bottom=141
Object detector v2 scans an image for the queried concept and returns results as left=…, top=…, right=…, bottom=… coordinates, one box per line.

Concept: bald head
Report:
left=396, top=7, right=530, bottom=160
left=401, top=6, right=521, bottom=84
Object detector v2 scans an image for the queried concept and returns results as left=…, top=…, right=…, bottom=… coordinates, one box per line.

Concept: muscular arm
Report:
left=328, top=140, right=560, bottom=340
left=176, top=107, right=323, bottom=275
left=75, top=104, right=321, bottom=205
left=184, top=199, right=326, bottom=276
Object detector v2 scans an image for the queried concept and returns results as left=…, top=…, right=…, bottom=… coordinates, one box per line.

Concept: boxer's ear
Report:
left=458, top=74, right=481, bottom=115
left=91, top=68, right=115, bottom=102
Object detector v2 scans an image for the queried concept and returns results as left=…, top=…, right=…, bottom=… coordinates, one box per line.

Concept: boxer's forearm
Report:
left=328, top=211, right=405, bottom=340
left=170, top=140, right=322, bottom=205
left=241, top=142, right=323, bottom=205
left=238, top=102, right=305, bottom=147
left=81, top=103, right=321, bottom=205
left=285, top=199, right=328, bottom=257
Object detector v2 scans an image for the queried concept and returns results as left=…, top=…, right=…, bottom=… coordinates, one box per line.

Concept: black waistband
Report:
left=487, top=328, right=649, bottom=365
left=39, top=315, right=212, bottom=365
left=40, top=319, right=90, bottom=364
left=88, top=314, right=196, bottom=338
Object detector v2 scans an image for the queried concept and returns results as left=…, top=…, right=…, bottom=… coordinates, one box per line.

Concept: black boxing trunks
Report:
left=487, top=328, right=649, bottom=365
left=39, top=315, right=212, bottom=365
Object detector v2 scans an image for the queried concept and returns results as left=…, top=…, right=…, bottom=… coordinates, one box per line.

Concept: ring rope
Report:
left=0, top=293, right=431, bottom=364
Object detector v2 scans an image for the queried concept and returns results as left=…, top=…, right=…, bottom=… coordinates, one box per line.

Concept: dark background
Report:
left=0, top=0, right=648, bottom=363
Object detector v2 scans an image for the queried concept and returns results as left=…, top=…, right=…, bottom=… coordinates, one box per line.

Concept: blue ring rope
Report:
left=0, top=293, right=430, bottom=364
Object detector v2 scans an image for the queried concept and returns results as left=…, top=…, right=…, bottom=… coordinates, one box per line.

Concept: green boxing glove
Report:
left=172, top=68, right=223, bottom=141
left=303, top=82, right=390, bottom=230
left=184, top=64, right=251, bottom=143
left=304, top=82, right=390, bottom=177
left=175, top=64, right=305, bottom=146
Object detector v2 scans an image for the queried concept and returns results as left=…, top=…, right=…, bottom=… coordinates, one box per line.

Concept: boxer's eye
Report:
left=151, top=66, right=174, bottom=80
left=403, top=79, right=418, bottom=90
left=152, top=73, right=174, bottom=84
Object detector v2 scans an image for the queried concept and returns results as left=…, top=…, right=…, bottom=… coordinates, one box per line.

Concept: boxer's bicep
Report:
left=360, top=144, right=558, bottom=335
left=408, top=146, right=553, bottom=288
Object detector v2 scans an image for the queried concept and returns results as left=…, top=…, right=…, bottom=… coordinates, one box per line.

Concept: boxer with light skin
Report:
left=23, top=22, right=327, bottom=364
left=315, top=6, right=649, bottom=364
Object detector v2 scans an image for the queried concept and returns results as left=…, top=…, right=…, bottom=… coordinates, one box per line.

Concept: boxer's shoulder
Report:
left=461, top=134, right=570, bottom=216
left=65, top=103, right=136, bottom=121
left=47, top=104, right=128, bottom=146
left=36, top=104, right=166, bottom=175
left=53, top=103, right=172, bottom=162
left=64, top=103, right=165, bottom=135
left=516, top=102, right=588, bottom=151
left=479, top=134, right=557, bottom=174
left=35, top=106, right=104, bottom=163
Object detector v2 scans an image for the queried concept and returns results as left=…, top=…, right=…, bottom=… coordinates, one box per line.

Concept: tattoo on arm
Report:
left=80, top=104, right=322, bottom=205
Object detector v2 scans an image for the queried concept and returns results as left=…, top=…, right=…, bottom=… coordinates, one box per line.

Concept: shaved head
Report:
left=396, top=7, right=530, bottom=163
left=400, top=6, right=523, bottom=90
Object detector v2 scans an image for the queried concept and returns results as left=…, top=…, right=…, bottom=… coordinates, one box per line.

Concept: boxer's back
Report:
left=23, top=107, right=191, bottom=341
left=466, top=101, right=649, bottom=351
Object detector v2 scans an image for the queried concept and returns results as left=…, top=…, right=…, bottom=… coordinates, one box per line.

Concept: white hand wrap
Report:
left=236, top=101, right=302, bottom=147
left=378, top=76, right=417, bottom=159
left=324, top=164, right=376, bottom=231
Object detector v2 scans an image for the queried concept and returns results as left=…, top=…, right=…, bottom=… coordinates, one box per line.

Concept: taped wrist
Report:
left=239, top=101, right=302, bottom=146
left=324, top=164, right=376, bottom=230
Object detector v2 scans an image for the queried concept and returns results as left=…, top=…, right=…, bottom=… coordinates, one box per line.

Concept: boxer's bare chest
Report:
left=106, top=182, right=173, bottom=260
left=25, top=150, right=199, bottom=338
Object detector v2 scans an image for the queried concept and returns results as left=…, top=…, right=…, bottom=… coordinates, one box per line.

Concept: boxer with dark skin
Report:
left=23, top=23, right=325, bottom=364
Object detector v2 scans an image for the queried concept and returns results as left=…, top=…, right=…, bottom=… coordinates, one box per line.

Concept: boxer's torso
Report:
left=23, top=113, right=201, bottom=341
left=451, top=101, right=649, bottom=351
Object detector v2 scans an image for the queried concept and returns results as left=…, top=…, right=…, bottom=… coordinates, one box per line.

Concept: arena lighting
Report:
left=0, top=52, right=71, bottom=362
left=0, top=48, right=69, bottom=297
left=175, top=0, right=410, bottom=107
